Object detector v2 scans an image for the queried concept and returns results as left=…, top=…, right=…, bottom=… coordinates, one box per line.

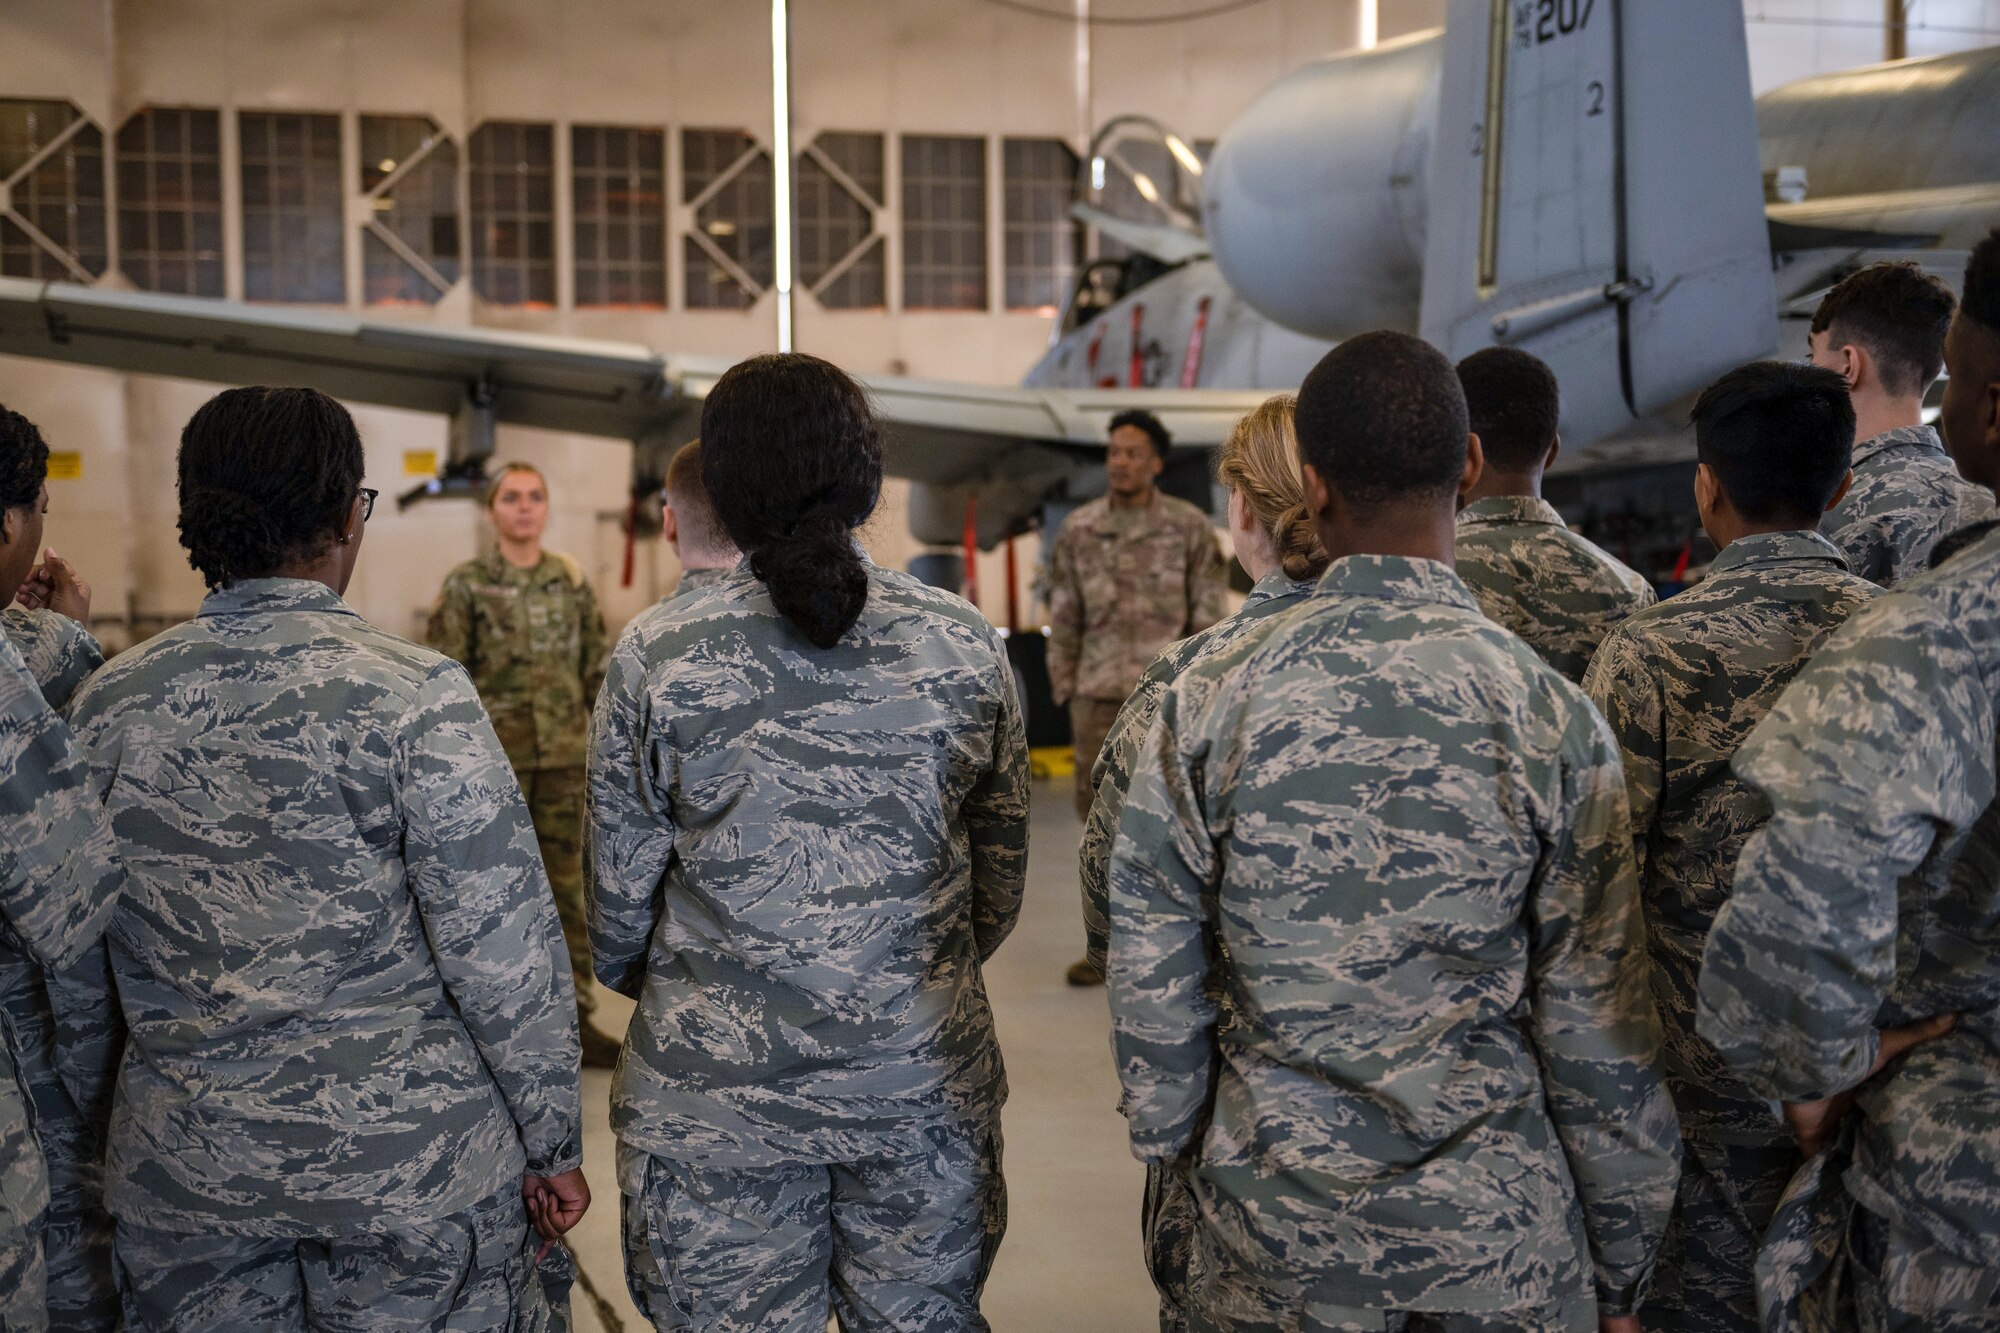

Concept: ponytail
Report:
left=700, top=354, right=883, bottom=648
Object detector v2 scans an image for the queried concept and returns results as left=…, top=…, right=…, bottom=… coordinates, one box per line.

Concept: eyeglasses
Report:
left=358, top=488, right=379, bottom=522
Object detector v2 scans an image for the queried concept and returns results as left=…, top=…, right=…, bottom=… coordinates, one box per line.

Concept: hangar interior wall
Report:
left=0, top=0, right=1992, bottom=645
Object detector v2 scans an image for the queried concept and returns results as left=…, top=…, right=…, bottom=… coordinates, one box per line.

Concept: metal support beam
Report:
left=1888, top=0, right=1908, bottom=61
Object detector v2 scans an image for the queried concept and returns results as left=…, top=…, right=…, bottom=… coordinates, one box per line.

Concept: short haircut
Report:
left=1691, top=361, right=1856, bottom=525
left=1811, top=261, right=1956, bottom=398
left=1964, top=227, right=2000, bottom=337
left=1295, top=332, right=1469, bottom=508
left=1108, top=408, right=1171, bottom=460
left=1456, top=347, right=1561, bottom=472
left=0, top=404, right=50, bottom=519
left=663, top=439, right=731, bottom=558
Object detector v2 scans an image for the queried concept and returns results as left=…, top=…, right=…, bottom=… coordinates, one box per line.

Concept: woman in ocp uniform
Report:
left=428, top=463, right=618, bottom=1066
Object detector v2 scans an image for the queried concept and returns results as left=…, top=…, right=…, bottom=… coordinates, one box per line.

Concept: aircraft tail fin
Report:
left=1420, top=0, right=1774, bottom=441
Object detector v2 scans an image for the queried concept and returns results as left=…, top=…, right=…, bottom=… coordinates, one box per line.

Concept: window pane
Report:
left=797, top=132, right=883, bottom=310
left=239, top=110, right=344, bottom=302
left=682, top=128, right=774, bottom=310
left=0, top=100, right=109, bottom=282
left=901, top=134, right=987, bottom=311
left=572, top=123, right=664, bottom=309
left=469, top=121, right=556, bottom=306
left=1003, top=138, right=1080, bottom=312
left=359, top=115, right=461, bottom=305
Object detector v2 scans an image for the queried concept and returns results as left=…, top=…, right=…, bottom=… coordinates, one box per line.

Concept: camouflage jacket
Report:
left=1078, top=569, right=1315, bottom=975
left=428, top=550, right=609, bottom=772
left=2, top=608, right=102, bottom=711
left=0, top=610, right=121, bottom=1246
left=1108, top=555, right=1679, bottom=1315
left=1047, top=492, right=1229, bottom=705
left=1583, top=531, right=1876, bottom=1148
left=1699, top=520, right=2000, bottom=1270
left=68, top=578, right=582, bottom=1235
left=670, top=564, right=732, bottom=602
left=1822, top=424, right=1996, bottom=587
left=587, top=560, right=1030, bottom=1170
left=0, top=631, right=123, bottom=1253
left=1455, top=494, right=1657, bottom=683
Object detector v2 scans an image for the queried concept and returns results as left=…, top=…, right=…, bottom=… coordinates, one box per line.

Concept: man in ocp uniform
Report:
left=1048, top=409, right=1227, bottom=987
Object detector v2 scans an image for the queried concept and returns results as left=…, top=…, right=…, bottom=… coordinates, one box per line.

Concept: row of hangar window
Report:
left=0, top=99, right=1101, bottom=315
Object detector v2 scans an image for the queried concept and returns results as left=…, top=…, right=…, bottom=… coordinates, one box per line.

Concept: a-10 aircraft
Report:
left=1, top=0, right=1994, bottom=550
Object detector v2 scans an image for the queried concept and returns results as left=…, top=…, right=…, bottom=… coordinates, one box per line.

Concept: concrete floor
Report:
left=563, top=781, right=1160, bottom=1333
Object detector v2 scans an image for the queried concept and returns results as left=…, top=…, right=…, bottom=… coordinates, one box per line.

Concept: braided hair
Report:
left=1215, top=395, right=1327, bottom=581
left=0, top=405, right=50, bottom=541
left=699, top=354, right=882, bottom=648
left=177, top=386, right=365, bottom=589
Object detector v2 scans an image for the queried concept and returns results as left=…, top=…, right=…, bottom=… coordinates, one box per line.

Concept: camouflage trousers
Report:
left=1756, top=1122, right=2000, bottom=1332
left=113, top=1190, right=557, bottom=1332
left=1847, top=1203, right=2000, bottom=1333
left=619, top=1125, right=1005, bottom=1332
left=1070, top=698, right=1122, bottom=822
left=522, top=765, right=593, bottom=1018
left=1143, top=1157, right=1198, bottom=1333
left=1643, top=1136, right=1799, bottom=1332
left=1181, top=1214, right=1593, bottom=1333
left=0, top=1213, right=47, bottom=1333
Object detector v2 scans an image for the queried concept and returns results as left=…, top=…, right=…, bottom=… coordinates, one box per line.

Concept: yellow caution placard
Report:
left=46, top=451, right=83, bottom=480
left=403, top=449, right=439, bottom=476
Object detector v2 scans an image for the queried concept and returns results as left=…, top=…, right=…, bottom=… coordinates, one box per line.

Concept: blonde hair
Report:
left=483, top=461, right=547, bottom=509
left=1216, top=394, right=1328, bottom=582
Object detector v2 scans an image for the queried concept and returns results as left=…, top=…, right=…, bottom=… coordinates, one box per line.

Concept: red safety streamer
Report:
left=1128, top=303, right=1147, bottom=387
left=962, top=495, right=980, bottom=609
left=1180, top=296, right=1212, bottom=389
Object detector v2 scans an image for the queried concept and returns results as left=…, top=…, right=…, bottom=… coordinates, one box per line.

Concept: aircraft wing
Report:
left=0, top=275, right=710, bottom=442
left=0, top=279, right=1261, bottom=545
left=1766, top=183, right=2000, bottom=254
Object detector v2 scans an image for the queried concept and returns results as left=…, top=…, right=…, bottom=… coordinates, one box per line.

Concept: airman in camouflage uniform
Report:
left=1820, top=423, right=1994, bottom=586
left=0, top=629, right=123, bottom=1332
left=1076, top=567, right=1312, bottom=1333
left=1109, top=552, right=1680, bottom=1332
left=1586, top=530, right=1876, bottom=1332
left=1807, top=261, right=1993, bottom=588
left=1, top=607, right=119, bottom=1331
left=429, top=546, right=610, bottom=1045
left=1695, top=522, right=2000, bottom=1331
left=1455, top=496, right=1656, bottom=683
left=67, top=576, right=583, bottom=1330
left=1701, top=234, right=2000, bottom=1331
left=588, top=557, right=1029, bottom=1332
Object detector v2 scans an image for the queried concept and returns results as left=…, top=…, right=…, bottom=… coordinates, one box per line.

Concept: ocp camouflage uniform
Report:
left=587, top=559, right=1029, bottom=1332
left=429, top=551, right=608, bottom=1019
left=1048, top=493, right=1228, bottom=817
left=0, top=609, right=119, bottom=1331
left=1076, top=568, right=1314, bottom=1333
left=1108, top=555, right=1680, bottom=1333
left=66, top=577, right=582, bottom=1331
left=1455, top=495, right=1657, bottom=683
left=0, top=631, right=123, bottom=1333
left=1821, top=424, right=1996, bottom=587
left=1583, top=531, right=1877, bottom=1333
left=1698, top=520, right=2000, bottom=1332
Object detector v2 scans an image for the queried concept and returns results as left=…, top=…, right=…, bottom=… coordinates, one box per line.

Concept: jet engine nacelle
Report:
left=1202, top=32, right=1444, bottom=343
